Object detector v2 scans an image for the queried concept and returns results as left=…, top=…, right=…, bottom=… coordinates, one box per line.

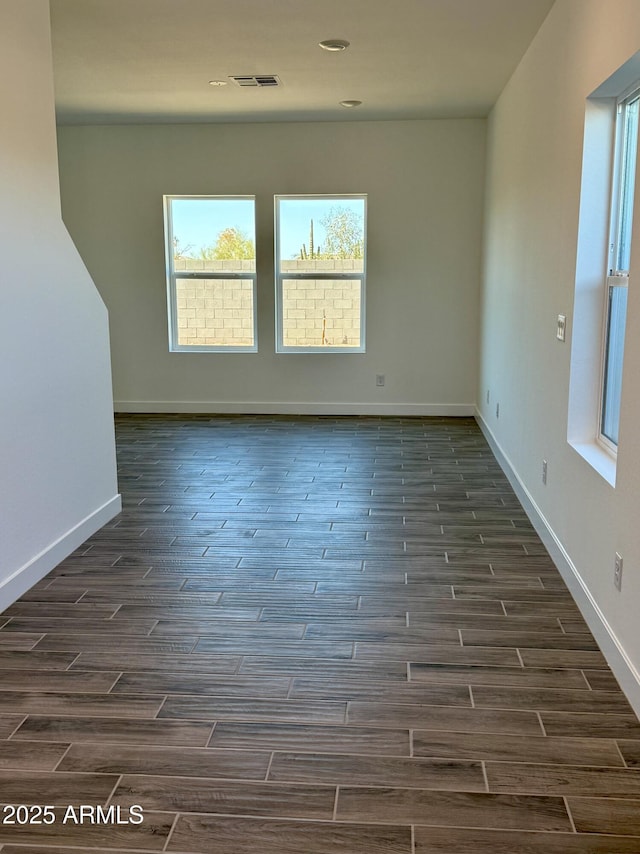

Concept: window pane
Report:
left=282, top=279, right=361, bottom=348
left=276, top=196, right=366, bottom=352
left=175, top=278, right=255, bottom=347
left=601, top=285, right=628, bottom=444
left=171, top=198, right=255, bottom=274
left=278, top=198, right=365, bottom=274
left=615, top=96, right=639, bottom=273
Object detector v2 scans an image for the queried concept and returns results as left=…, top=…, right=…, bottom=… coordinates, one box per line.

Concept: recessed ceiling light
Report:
left=319, top=39, right=350, bottom=52
left=339, top=99, right=362, bottom=108
left=208, top=80, right=227, bottom=87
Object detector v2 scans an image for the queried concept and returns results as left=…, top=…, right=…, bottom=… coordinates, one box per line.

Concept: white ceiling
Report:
left=50, top=0, right=555, bottom=125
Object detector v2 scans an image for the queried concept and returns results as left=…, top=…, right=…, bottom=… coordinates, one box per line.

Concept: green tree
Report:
left=295, top=208, right=364, bottom=260
left=200, top=227, right=255, bottom=260
left=320, top=207, right=364, bottom=259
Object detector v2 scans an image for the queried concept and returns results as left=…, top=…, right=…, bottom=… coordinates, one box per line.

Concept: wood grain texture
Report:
left=567, top=797, right=640, bottom=835
left=485, top=762, right=640, bottom=795
left=167, top=815, right=412, bottom=854
left=335, top=786, right=572, bottom=831
left=112, top=774, right=337, bottom=818
left=0, top=810, right=175, bottom=849
left=347, top=702, right=543, bottom=734
left=209, top=721, right=411, bottom=754
left=268, top=751, right=486, bottom=790
left=0, top=769, right=118, bottom=805
left=414, top=826, right=640, bottom=852
left=0, top=414, right=637, bottom=849
left=413, top=730, right=625, bottom=767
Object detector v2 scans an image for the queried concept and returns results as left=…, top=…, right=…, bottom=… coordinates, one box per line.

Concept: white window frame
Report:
left=163, top=195, right=258, bottom=353
left=274, top=194, right=367, bottom=354
left=597, top=85, right=639, bottom=452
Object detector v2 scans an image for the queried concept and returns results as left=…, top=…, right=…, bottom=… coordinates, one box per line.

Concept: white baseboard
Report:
left=0, top=494, right=121, bottom=612
left=114, top=400, right=476, bottom=417
left=475, top=409, right=640, bottom=718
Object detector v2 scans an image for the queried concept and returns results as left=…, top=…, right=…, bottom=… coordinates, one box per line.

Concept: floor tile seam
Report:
left=0, top=633, right=45, bottom=651
left=129, top=692, right=353, bottom=707
left=332, top=786, right=340, bottom=821
left=0, top=699, right=167, bottom=716
left=459, top=629, right=598, bottom=644
left=534, top=711, right=552, bottom=738
left=447, top=700, right=633, bottom=715
left=107, top=778, right=528, bottom=827
left=163, top=809, right=416, bottom=839
left=482, top=781, right=640, bottom=798
left=203, top=721, right=218, bottom=748
left=579, top=669, right=599, bottom=690
left=0, top=842, right=172, bottom=854
left=107, top=775, right=345, bottom=795
left=282, top=675, right=296, bottom=700
left=270, top=741, right=628, bottom=760
left=61, top=652, right=84, bottom=673
left=563, top=795, right=579, bottom=832
left=151, top=694, right=170, bottom=720
left=363, top=720, right=550, bottom=739
left=8, top=722, right=216, bottom=745
left=265, top=745, right=509, bottom=766
left=48, top=741, right=76, bottom=772
left=407, top=663, right=593, bottom=679
left=207, top=744, right=414, bottom=758
left=104, top=772, right=124, bottom=808
left=59, top=750, right=279, bottom=770
left=463, top=750, right=634, bottom=767
left=157, top=706, right=351, bottom=723
left=161, top=810, right=181, bottom=853
left=0, top=766, right=124, bottom=784
left=480, top=759, right=490, bottom=793
left=2, top=715, right=28, bottom=740
left=615, top=741, right=630, bottom=767
left=320, top=697, right=477, bottom=713
left=156, top=809, right=578, bottom=833
left=116, top=801, right=582, bottom=826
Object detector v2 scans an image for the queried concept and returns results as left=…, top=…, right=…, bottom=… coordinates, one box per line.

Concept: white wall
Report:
left=0, top=0, right=120, bottom=607
left=56, top=119, right=485, bottom=415
left=478, top=0, right=640, bottom=709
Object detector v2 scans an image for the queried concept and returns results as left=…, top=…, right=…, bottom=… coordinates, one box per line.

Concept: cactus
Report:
left=296, top=219, right=325, bottom=260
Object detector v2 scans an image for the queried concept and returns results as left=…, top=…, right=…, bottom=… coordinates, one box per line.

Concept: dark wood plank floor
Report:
left=1, top=414, right=639, bottom=852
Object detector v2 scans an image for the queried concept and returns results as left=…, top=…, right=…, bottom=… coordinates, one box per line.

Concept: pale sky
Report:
left=168, top=196, right=364, bottom=259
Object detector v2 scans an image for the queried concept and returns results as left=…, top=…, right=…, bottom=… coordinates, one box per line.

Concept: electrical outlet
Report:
left=614, top=552, right=623, bottom=591
left=376, top=374, right=385, bottom=387
left=496, top=402, right=500, bottom=419
left=486, top=389, right=490, bottom=404
left=557, top=314, right=567, bottom=342
left=542, top=459, right=547, bottom=485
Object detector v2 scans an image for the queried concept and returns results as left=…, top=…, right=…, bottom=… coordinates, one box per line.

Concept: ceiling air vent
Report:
left=230, top=75, right=281, bottom=87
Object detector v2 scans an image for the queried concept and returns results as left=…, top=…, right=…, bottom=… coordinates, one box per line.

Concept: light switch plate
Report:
left=557, top=314, right=566, bottom=341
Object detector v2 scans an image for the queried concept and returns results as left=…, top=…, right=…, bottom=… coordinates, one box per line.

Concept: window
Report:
left=600, top=87, right=638, bottom=449
left=275, top=195, right=366, bottom=353
left=569, top=57, right=640, bottom=483
left=164, top=196, right=257, bottom=352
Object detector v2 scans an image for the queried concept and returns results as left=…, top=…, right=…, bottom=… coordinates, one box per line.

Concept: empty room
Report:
left=2, top=0, right=640, bottom=851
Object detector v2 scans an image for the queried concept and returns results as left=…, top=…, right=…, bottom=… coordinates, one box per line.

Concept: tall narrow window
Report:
left=601, top=89, right=639, bottom=447
left=275, top=195, right=366, bottom=353
left=164, top=196, right=257, bottom=352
